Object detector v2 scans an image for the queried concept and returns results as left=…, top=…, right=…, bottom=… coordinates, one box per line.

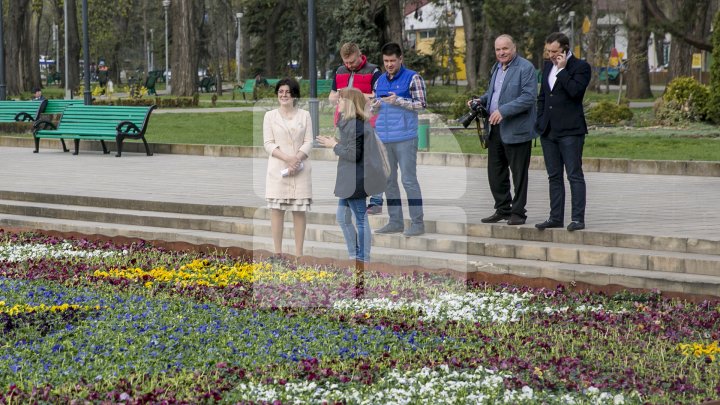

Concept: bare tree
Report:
left=585, top=0, right=602, bottom=92
left=385, top=0, right=403, bottom=44
left=460, top=0, right=478, bottom=90
left=292, top=0, right=309, bottom=79
left=65, top=0, right=81, bottom=91
left=30, top=3, right=43, bottom=90
left=4, top=0, right=32, bottom=95
left=643, top=0, right=712, bottom=51
left=170, top=0, right=203, bottom=95
left=263, top=1, right=288, bottom=76
left=625, top=0, right=652, bottom=98
left=478, top=21, right=494, bottom=85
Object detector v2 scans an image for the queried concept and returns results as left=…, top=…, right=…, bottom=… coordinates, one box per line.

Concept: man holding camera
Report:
left=534, top=32, right=591, bottom=232
left=473, top=34, right=537, bottom=226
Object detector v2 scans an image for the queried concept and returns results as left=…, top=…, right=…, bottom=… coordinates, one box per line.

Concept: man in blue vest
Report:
left=372, top=42, right=426, bottom=237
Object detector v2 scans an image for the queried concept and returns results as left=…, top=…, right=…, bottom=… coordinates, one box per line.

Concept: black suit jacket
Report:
left=535, top=55, right=591, bottom=137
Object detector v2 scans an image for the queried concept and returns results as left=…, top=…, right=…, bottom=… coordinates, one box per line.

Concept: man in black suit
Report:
left=534, top=32, right=591, bottom=232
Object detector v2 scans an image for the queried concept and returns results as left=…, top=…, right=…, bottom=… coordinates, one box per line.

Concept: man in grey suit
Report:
left=474, top=34, right=537, bottom=225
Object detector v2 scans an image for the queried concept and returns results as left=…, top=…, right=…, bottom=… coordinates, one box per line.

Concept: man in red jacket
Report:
left=329, top=43, right=381, bottom=107
left=329, top=43, right=383, bottom=215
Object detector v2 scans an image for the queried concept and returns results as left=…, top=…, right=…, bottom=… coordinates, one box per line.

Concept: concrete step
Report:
left=1, top=213, right=718, bottom=297
left=2, top=191, right=719, bottom=258
left=1, top=199, right=719, bottom=278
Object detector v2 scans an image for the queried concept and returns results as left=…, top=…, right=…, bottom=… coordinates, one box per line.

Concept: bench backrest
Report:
left=43, top=99, right=84, bottom=115
left=236, top=79, right=256, bottom=93
left=0, top=100, right=46, bottom=122
left=57, top=105, right=156, bottom=134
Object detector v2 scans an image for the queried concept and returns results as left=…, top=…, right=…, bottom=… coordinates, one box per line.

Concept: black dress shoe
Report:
left=535, top=219, right=564, bottom=230
left=567, top=221, right=585, bottom=231
left=507, top=214, right=526, bottom=225
left=481, top=212, right=510, bottom=223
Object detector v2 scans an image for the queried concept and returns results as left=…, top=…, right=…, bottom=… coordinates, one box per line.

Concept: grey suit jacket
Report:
left=480, top=55, right=538, bottom=144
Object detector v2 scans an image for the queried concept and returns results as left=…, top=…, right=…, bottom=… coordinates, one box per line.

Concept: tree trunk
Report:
left=668, top=37, right=693, bottom=79
left=293, top=0, right=309, bottom=79
left=460, top=0, right=478, bottom=90
left=4, top=0, right=32, bottom=96
left=478, top=22, right=494, bottom=85
left=30, top=5, right=42, bottom=90
left=170, top=0, right=203, bottom=96
left=65, top=0, right=81, bottom=92
left=386, top=0, right=403, bottom=44
left=586, top=0, right=602, bottom=92
left=264, top=0, right=287, bottom=76
left=625, top=0, right=653, bottom=98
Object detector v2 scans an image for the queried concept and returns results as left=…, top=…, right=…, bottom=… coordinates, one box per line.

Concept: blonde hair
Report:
left=338, top=87, right=369, bottom=121
left=340, top=42, right=360, bottom=58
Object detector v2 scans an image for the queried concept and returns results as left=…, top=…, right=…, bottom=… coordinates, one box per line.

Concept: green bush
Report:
left=708, top=10, right=720, bottom=123
left=658, top=76, right=709, bottom=122
left=586, top=101, right=633, bottom=125
left=93, top=95, right=198, bottom=108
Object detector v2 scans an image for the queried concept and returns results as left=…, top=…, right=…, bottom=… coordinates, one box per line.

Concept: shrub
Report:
left=586, top=101, right=633, bottom=125
left=708, top=10, right=720, bottom=123
left=92, top=96, right=197, bottom=108
left=658, top=76, right=709, bottom=122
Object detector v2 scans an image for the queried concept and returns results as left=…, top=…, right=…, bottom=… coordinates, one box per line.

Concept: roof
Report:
left=404, top=0, right=430, bottom=17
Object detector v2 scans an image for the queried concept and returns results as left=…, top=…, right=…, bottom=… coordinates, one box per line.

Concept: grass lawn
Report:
left=8, top=84, right=719, bottom=161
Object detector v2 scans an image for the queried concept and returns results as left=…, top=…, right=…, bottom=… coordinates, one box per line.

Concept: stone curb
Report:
left=2, top=136, right=719, bottom=177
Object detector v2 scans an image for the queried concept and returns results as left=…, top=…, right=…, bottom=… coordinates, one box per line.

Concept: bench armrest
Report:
left=32, top=120, right=56, bottom=133
left=117, top=120, right=141, bottom=134
left=15, top=112, right=34, bottom=122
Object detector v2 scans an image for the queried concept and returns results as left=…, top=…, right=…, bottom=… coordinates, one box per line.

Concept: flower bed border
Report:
left=3, top=225, right=718, bottom=304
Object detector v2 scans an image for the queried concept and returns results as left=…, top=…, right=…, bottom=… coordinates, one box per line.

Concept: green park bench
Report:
left=299, top=79, right=333, bottom=95
left=47, top=72, right=62, bottom=86
left=33, top=104, right=156, bottom=157
left=0, top=100, right=47, bottom=123
left=42, top=99, right=84, bottom=115
left=234, top=78, right=279, bottom=100
left=235, top=78, right=256, bottom=100
left=198, top=76, right=216, bottom=93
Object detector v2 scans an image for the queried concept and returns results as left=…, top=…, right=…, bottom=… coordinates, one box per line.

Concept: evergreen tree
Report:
left=708, top=10, right=720, bottom=124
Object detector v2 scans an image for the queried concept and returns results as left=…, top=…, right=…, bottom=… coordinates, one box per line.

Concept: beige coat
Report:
left=263, top=108, right=314, bottom=199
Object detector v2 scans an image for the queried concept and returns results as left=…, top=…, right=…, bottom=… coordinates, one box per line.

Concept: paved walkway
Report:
left=1, top=146, right=718, bottom=242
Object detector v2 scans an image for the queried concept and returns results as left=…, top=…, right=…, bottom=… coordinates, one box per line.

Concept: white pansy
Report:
left=0, top=242, right=117, bottom=262
left=334, top=291, right=534, bottom=323
left=232, top=365, right=625, bottom=403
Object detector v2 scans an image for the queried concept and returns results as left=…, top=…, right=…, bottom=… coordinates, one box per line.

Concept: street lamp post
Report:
left=0, top=0, right=6, bottom=100
left=308, top=0, right=318, bottom=143
left=82, top=0, right=91, bottom=104
left=53, top=24, right=59, bottom=82
left=148, top=28, right=154, bottom=72
left=64, top=0, right=70, bottom=98
left=235, top=12, right=243, bottom=84
left=163, top=0, right=171, bottom=93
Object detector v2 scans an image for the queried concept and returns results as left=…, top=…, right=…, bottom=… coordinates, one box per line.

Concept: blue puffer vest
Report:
left=375, top=66, right=418, bottom=143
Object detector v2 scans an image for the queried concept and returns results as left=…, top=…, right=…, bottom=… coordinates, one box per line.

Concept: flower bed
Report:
left=0, top=230, right=718, bottom=403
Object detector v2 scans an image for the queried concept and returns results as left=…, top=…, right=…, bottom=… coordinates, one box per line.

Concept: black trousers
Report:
left=486, top=125, right=533, bottom=218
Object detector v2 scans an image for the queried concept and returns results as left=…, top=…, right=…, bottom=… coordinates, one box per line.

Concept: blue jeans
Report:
left=540, top=133, right=586, bottom=223
left=337, top=198, right=371, bottom=262
left=383, top=137, right=424, bottom=226
left=369, top=193, right=383, bottom=207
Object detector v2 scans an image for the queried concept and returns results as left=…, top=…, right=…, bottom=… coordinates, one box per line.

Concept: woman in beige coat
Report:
left=263, top=78, right=313, bottom=258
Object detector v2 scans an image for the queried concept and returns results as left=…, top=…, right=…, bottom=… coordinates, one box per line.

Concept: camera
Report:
left=458, top=98, right=489, bottom=128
